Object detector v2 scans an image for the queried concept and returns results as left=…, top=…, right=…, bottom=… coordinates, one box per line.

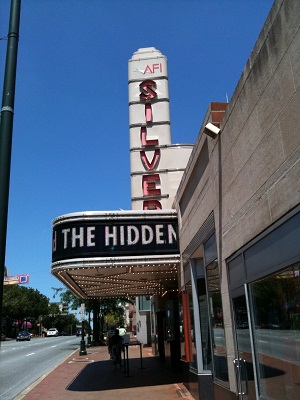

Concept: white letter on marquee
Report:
left=142, top=225, right=153, bottom=245
left=120, top=226, right=125, bottom=246
left=87, top=227, right=96, bottom=247
left=105, top=226, right=117, bottom=246
left=72, top=227, right=84, bottom=248
left=156, top=224, right=164, bottom=244
left=62, top=228, right=70, bottom=249
left=127, top=226, right=139, bottom=245
left=168, top=224, right=176, bottom=244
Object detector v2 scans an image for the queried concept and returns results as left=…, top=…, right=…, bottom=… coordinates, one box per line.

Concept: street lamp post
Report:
left=79, top=303, right=87, bottom=356
left=87, top=309, right=92, bottom=347
left=79, top=319, right=87, bottom=356
left=0, top=0, right=21, bottom=340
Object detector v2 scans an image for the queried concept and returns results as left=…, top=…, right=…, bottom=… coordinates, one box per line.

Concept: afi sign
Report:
left=135, top=63, right=163, bottom=74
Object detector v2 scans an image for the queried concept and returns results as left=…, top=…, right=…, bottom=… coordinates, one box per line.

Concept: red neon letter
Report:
left=142, top=174, right=161, bottom=196
left=139, top=80, right=157, bottom=100
left=140, top=149, right=160, bottom=170
left=143, top=200, right=162, bottom=210
left=145, top=103, right=152, bottom=123
left=140, top=127, right=159, bottom=147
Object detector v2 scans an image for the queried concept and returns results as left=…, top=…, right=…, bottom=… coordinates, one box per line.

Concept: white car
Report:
left=47, top=328, right=58, bottom=337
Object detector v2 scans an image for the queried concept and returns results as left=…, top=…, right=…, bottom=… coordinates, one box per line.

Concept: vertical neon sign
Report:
left=139, top=78, right=162, bottom=209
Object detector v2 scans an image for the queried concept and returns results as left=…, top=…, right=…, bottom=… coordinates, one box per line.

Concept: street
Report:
left=214, top=327, right=300, bottom=363
left=0, top=335, right=80, bottom=399
left=236, top=328, right=300, bottom=363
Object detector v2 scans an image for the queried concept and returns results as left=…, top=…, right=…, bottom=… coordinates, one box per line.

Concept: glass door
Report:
left=232, top=287, right=257, bottom=400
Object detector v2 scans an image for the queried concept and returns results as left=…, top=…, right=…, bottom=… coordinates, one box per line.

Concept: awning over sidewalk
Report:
left=51, top=210, right=180, bottom=299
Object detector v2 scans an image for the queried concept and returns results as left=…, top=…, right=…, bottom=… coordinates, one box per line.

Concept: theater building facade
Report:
left=51, top=1, right=300, bottom=399
left=173, top=1, right=300, bottom=399
left=52, top=47, right=193, bottom=370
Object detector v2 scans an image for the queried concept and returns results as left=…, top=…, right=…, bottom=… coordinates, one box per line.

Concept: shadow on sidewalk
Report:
left=67, top=356, right=183, bottom=392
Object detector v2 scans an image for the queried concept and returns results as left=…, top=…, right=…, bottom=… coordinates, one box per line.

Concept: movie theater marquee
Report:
left=51, top=210, right=180, bottom=298
left=52, top=214, right=178, bottom=262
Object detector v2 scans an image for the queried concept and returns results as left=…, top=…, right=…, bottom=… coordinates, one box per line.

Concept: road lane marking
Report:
left=26, top=352, right=35, bottom=356
left=51, top=345, right=57, bottom=348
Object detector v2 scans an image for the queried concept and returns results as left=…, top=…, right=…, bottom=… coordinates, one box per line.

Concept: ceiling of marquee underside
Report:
left=52, top=259, right=180, bottom=299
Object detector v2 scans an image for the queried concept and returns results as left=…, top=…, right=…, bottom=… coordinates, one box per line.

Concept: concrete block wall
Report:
left=176, top=0, right=300, bottom=262
left=174, top=0, right=300, bottom=395
left=220, top=0, right=300, bottom=259
left=136, top=312, right=150, bottom=345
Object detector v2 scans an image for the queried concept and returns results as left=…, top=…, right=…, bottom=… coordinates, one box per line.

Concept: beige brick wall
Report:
left=174, top=0, right=300, bottom=392
left=220, top=0, right=300, bottom=260
left=175, top=0, right=300, bottom=262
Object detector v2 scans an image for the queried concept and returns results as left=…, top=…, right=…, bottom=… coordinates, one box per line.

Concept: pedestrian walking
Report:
left=108, top=329, right=123, bottom=369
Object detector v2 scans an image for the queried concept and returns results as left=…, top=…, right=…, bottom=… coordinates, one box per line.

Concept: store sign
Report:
left=52, top=218, right=179, bottom=262
left=4, top=274, right=29, bottom=285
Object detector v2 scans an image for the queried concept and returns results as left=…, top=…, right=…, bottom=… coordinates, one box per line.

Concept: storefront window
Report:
left=197, top=277, right=211, bottom=369
left=206, top=259, right=229, bottom=384
left=189, top=287, right=197, bottom=370
left=139, top=295, right=151, bottom=311
left=178, top=297, right=184, bottom=357
left=151, top=302, right=155, bottom=336
left=165, top=300, right=174, bottom=341
left=250, top=262, right=300, bottom=400
left=179, top=292, right=191, bottom=362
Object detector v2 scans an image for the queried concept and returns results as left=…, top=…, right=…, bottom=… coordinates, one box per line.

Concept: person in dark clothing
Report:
left=108, top=329, right=123, bottom=369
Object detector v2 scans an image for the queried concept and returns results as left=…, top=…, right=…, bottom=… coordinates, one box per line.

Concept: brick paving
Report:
left=16, top=343, right=194, bottom=400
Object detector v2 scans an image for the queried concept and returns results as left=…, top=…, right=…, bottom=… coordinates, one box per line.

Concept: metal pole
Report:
left=0, top=0, right=21, bottom=336
left=79, top=319, right=87, bottom=355
left=87, top=309, right=92, bottom=347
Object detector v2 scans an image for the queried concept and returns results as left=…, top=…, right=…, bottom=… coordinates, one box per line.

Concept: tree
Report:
left=51, top=287, right=134, bottom=343
left=52, top=287, right=82, bottom=310
left=41, top=307, right=78, bottom=335
left=2, top=285, right=49, bottom=336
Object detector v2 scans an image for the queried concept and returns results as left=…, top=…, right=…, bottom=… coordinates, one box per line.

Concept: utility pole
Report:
left=0, top=0, right=21, bottom=333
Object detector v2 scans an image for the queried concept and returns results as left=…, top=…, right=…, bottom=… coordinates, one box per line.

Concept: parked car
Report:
left=47, top=328, right=58, bottom=337
left=16, top=331, right=31, bottom=341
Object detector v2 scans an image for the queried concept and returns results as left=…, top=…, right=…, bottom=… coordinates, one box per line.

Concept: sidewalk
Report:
left=16, top=342, right=194, bottom=400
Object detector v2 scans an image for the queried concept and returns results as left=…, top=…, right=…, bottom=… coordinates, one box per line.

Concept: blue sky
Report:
left=0, top=0, right=273, bottom=302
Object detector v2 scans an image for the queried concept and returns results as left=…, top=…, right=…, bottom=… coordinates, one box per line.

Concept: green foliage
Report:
left=41, top=312, right=78, bottom=334
left=52, top=287, right=134, bottom=314
left=3, top=285, right=50, bottom=336
left=51, top=287, right=134, bottom=341
left=52, top=287, right=82, bottom=310
left=49, top=302, right=60, bottom=315
left=3, top=285, right=49, bottom=321
left=2, top=285, right=81, bottom=336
